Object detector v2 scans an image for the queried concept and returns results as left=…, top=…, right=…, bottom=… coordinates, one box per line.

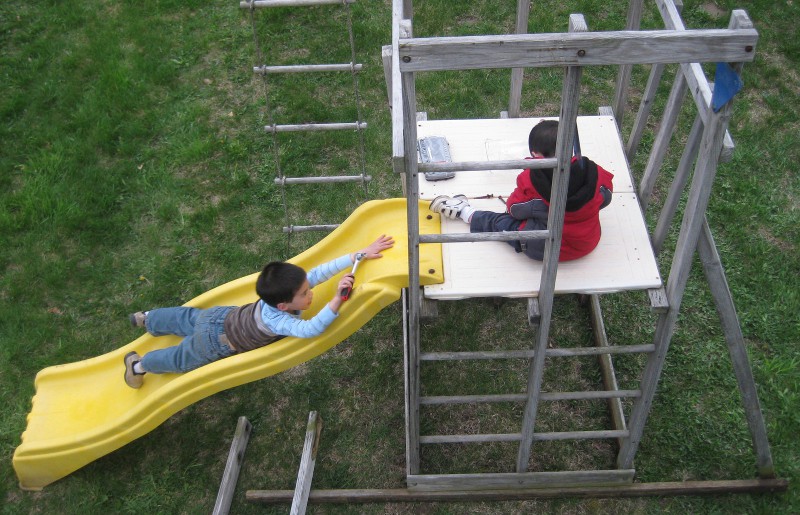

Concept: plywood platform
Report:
left=417, top=116, right=662, bottom=299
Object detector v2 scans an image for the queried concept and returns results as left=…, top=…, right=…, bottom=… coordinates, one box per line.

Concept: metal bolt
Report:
left=745, top=45, right=753, bottom=52
left=402, top=56, right=411, bottom=63
left=428, top=269, right=435, bottom=274
left=577, top=49, right=586, bottom=57
left=426, top=214, right=433, bottom=220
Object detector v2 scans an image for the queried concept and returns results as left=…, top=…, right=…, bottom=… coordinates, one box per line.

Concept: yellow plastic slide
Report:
left=13, top=199, right=443, bottom=490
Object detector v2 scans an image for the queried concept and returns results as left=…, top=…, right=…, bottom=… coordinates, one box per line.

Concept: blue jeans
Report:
left=470, top=210, right=547, bottom=261
left=139, top=306, right=236, bottom=374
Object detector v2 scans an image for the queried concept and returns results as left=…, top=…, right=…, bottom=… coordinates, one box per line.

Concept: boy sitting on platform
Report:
left=123, top=235, right=394, bottom=388
left=429, top=120, right=613, bottom=261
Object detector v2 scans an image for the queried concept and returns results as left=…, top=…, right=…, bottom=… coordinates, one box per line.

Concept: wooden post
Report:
left=652, top=113, right=702, bottom=255
left=400, top=16, right=422, bottom=476
left=213, top=417, right=253, bottom=515
left=618, top=10, right=754, bottom=470
left=697, top=221, right=775, bottom=478
left=611, top=0, right=644, bottom=126
left=516, top=13, right=587, bottom=473
left=508, top=0, right=532, bottom=118
left=626, top=63, right=665, bottom=162
left=290, top=412, right=324, bottom=515
left=638, top=69, right=688, bottom=212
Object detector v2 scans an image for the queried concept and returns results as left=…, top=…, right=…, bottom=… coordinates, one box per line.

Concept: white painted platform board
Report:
left=417, top=116, right=663, bottom=300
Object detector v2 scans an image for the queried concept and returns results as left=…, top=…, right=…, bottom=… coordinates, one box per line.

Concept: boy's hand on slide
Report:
left=358, top=234, right=394, bottom=260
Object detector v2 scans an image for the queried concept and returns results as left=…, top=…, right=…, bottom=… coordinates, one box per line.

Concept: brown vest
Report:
left=223, top=301, right=283, bottom=353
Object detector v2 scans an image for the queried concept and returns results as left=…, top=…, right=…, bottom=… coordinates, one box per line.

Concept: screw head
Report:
left=577, top=49, right=586, bottom=57
left=402, top=56, right=411, bottom=63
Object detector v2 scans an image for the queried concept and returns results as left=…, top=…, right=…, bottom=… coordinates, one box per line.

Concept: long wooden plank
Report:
left=420, top=391, right=641, bottom=405
left=246, top=479, right=789, bottom=503
left=213, top=417, right=253, bottom=515
left=507, top=0, right=532, bottom=118
left=611, top=0, right=644, bottom=125
left=408, top=469, right=635, bottom=491
left=290, top=412, right=323, bottom=515
left=638, top=69, right=688, bottom=211
left=618, top=13, right=750, bottom=470
left=398, top=29, right=757, bottom=72
left=401, top=47, right=422, bottom=475
left=517, top=14, right=586, bottom=473
left=590, top=295, right=627, bottom=450
left=697, top=221, right=775, bottom=478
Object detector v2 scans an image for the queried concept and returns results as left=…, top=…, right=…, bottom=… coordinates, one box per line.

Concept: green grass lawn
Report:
left=1, top=0, right=798, bottom=513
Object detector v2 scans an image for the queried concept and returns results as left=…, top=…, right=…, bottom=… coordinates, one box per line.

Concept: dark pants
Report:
left=470, top=211, right=547, bottom=261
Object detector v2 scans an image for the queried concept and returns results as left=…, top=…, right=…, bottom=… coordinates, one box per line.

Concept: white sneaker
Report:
left=430, top=194, right=470, bottom=220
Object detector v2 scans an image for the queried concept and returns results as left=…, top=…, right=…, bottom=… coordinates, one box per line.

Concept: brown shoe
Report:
left=124, top=352, right=144, bottom=389
left=129, top=311, right=147, bottom=328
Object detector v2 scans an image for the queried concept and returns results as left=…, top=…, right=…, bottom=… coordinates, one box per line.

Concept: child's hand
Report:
left=356, top=234, right=395, bottom=261
left=329, top=274, right=355, bottom=312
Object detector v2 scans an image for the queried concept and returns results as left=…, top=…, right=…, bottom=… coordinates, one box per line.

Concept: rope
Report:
left=247, top=1, right=370, bottom=256
left=249, top=3, right=292, bottom=256
left=344, top=2, right=369, bottom=198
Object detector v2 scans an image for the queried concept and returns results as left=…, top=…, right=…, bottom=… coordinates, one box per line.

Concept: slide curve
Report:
left=13, top=199, right=443, bottom=490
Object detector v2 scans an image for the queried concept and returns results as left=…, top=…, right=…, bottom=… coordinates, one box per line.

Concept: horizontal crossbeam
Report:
left=420, top=390, right=641, bottom=405
left=399, top=29, right=757, bottom=72
left=421, top=345, right=654, bottom=360
left=246, top=479, right=789, bottom=503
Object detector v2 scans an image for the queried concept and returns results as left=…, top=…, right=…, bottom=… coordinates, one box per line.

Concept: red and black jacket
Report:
left=507, top=156, right=614, bottom=261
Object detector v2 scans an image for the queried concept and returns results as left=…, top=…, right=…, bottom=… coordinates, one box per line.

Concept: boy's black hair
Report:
left=256, top=261, right=307, bottom=307
left=528, top=120, right=559, bottom=157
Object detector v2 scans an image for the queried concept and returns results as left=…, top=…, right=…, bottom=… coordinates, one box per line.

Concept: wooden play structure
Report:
left=241, top=0, right=786, bottom=504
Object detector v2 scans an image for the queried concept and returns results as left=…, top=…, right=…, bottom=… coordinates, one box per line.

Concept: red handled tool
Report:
left=340, top=252, right=366, bottom=300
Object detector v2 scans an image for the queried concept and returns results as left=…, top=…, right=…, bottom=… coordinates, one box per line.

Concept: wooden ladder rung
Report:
left=274, top=175, right=371, bottom=185
left=241, top=0, right=355, bottom=8
left=421, top=390, right=641, bottom=405
left=421, top=350, right=533, bottom=361
left=421, top=394, right=526, bottom=405
left=546, top=344, right=655, bottom=357
left=532, top=430, right=630, bottom=441
left=420, top=433, right=521, bottom=444
left=421, top=345, right=653, bottom=361
left=420, top=429, right=630, bottom=445
left=265, top=122, right=367, bottom=133
left=255, top=63, right=362, bottom=74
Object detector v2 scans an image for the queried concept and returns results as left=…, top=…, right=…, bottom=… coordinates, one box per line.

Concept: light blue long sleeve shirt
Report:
left=259, top=254, right=352, bottom=338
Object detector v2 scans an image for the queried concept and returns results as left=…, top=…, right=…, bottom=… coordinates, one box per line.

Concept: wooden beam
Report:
left=290, top=412, right=323, bottom=515
left=398, top=29, right=757, bottom=72
left=246, top=479, right=788, bottom=504
left=213, top=417, right=252, bottom=515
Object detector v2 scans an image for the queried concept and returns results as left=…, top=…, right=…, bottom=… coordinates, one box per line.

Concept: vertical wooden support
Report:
left=652, top=113, right=702, bottom=255
left=213, top=416, right=253, bottom=515
left=626, top=63, right=665, bottom=162
left=589, top=295, right=627, bottom=449
left=516, top=14, right=586, bottom=474
left=638, top=69, right=688, bottom=211
left=382, top=45, right=393, bottom=108
left=508, top=0, right=532, bottom=118
left=697, top=221, right=775, bottom=478
left=618, top=11, right=751, bottom=470
left=400, top=17, right=422, bottom=476
left=291, top=412, right=323, bottom=515
left=611, top=0, right=644, bottom=126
